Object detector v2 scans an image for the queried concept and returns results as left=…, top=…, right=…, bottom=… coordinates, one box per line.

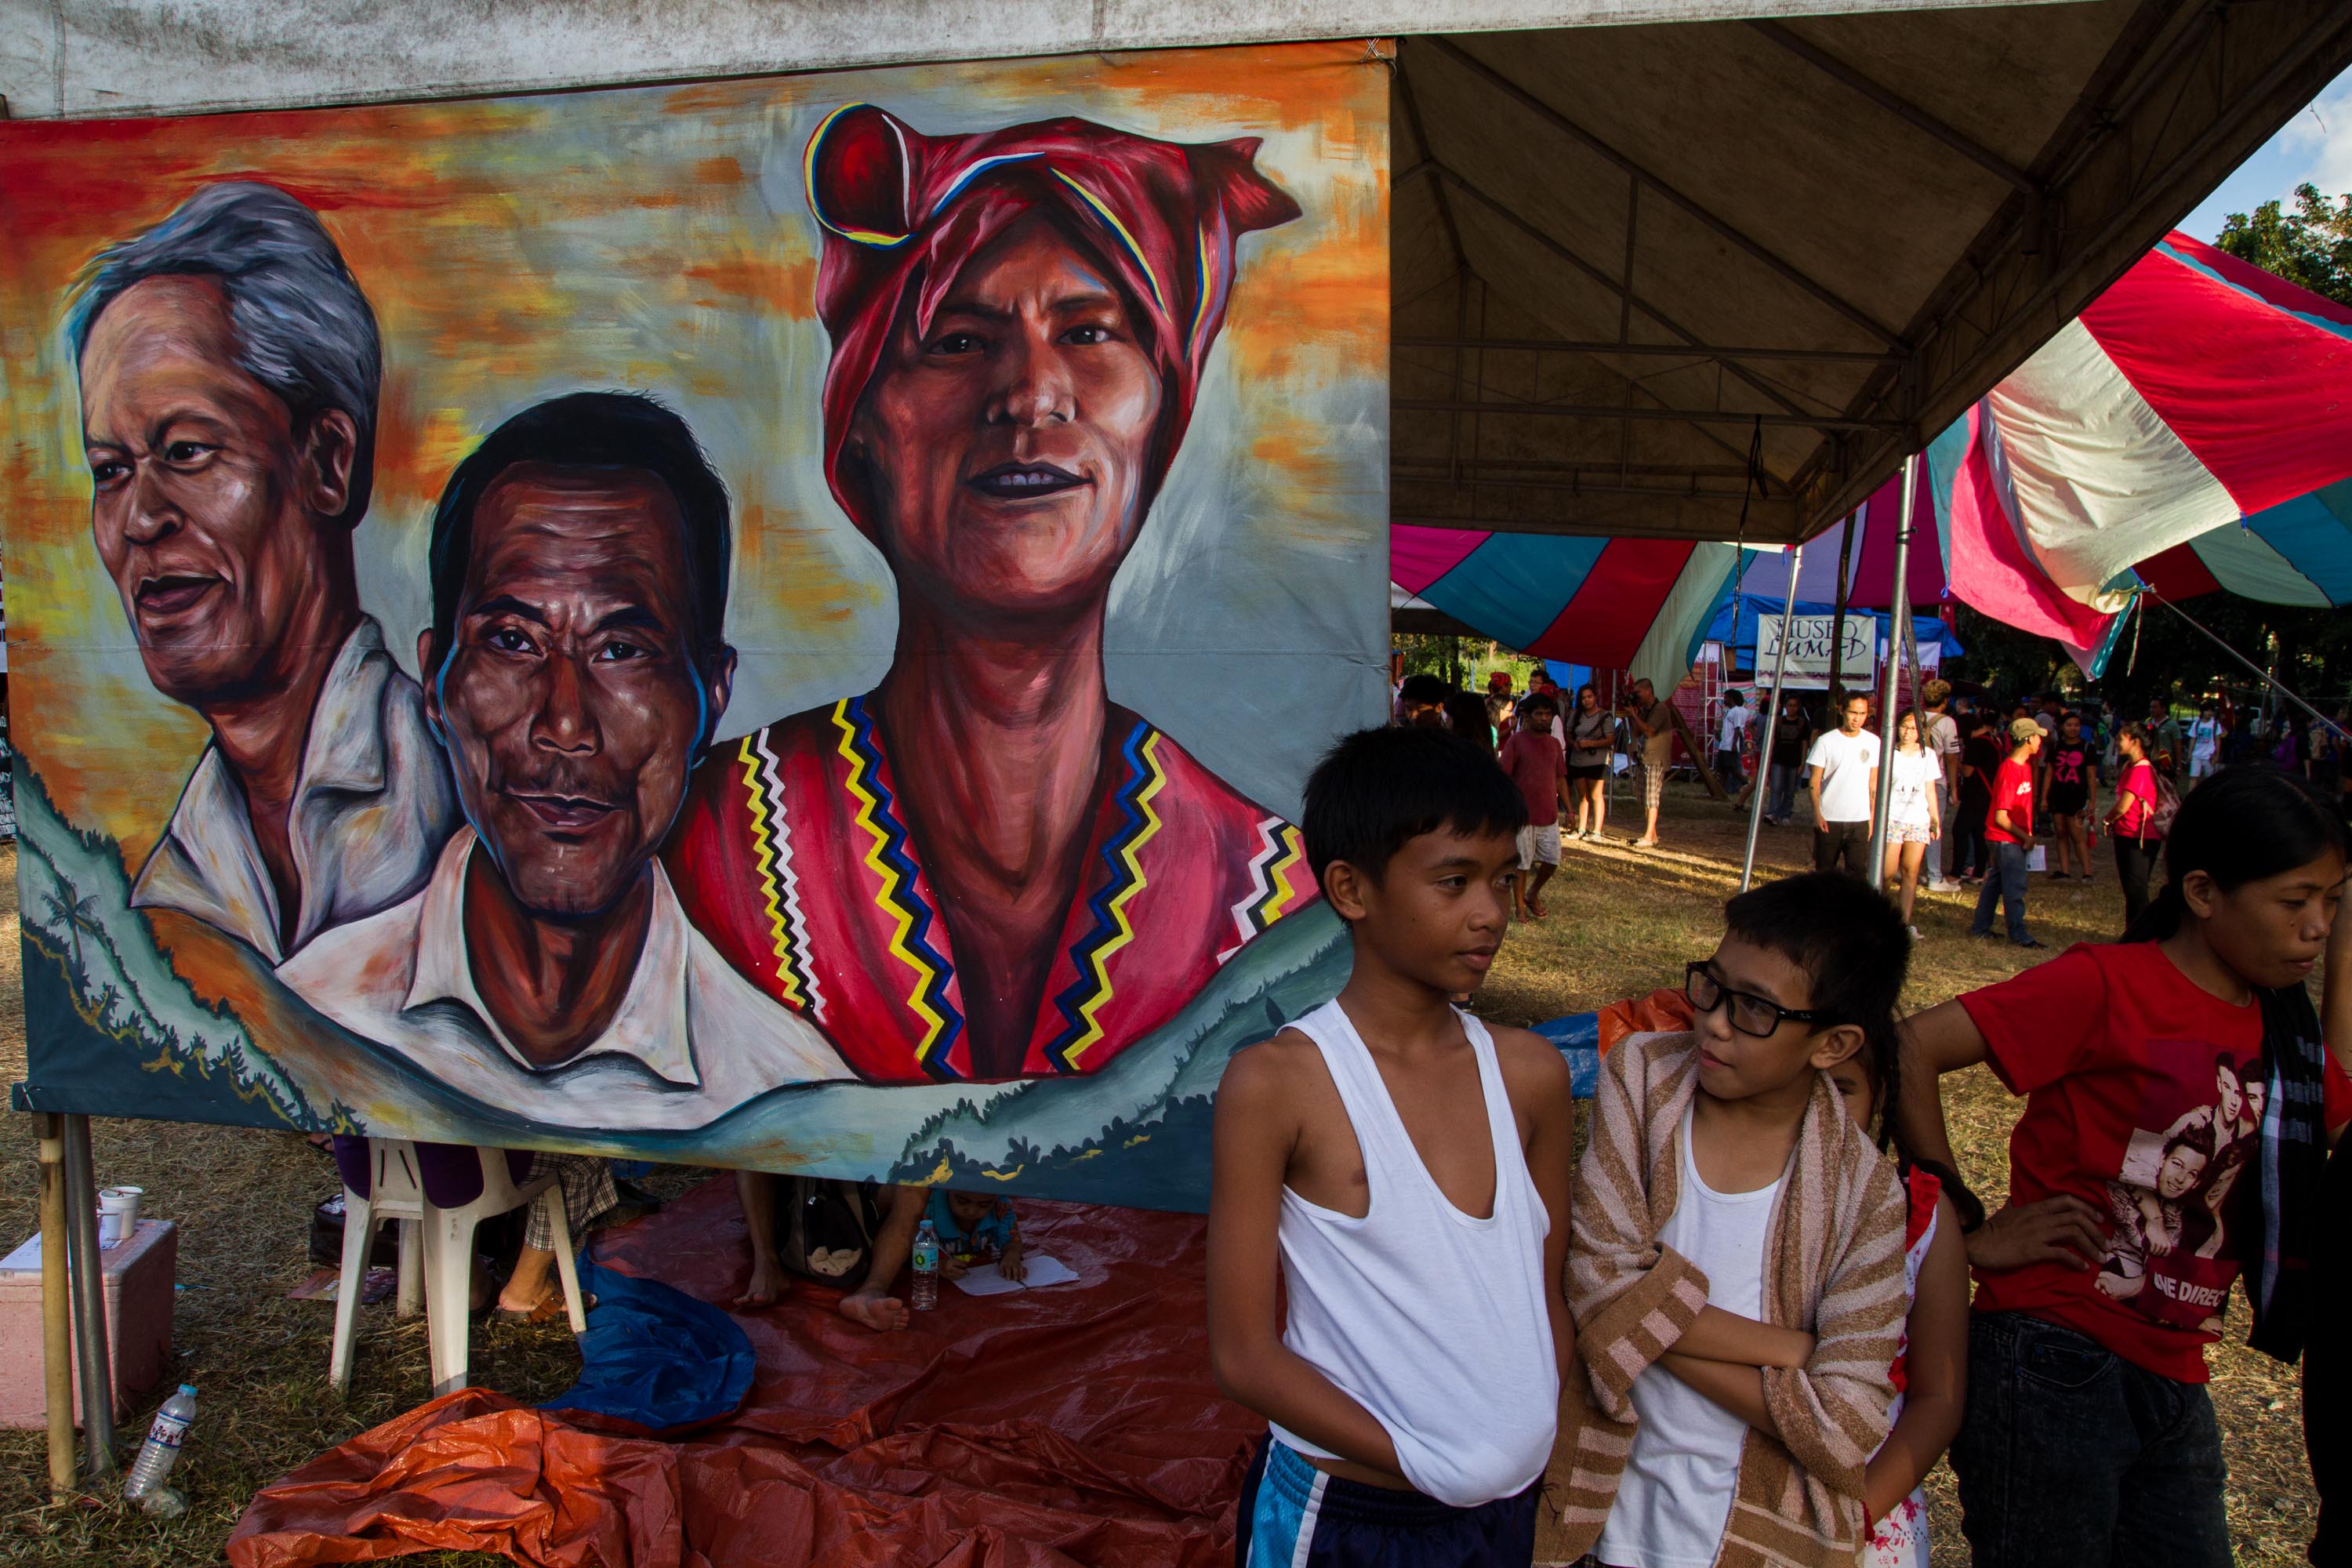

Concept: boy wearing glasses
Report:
left=1209, top=726, right=1576, bottom=1566
left=1541, top=871, right=1911, bottom=1568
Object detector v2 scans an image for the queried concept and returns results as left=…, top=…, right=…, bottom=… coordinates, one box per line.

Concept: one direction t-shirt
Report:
left=1498, top=730, right=1567, bottom=827
left=1805, top=728, right=1882, bottom=823
left=1984, top=757, right=2034, bottom=844
left=1960, top=942, right=2274, bottom=1382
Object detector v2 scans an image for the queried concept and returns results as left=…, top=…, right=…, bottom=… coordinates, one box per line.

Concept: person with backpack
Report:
left=735, top=1173, right=932, bottom=1329
left=2105, top=722, right=2169, bottom=932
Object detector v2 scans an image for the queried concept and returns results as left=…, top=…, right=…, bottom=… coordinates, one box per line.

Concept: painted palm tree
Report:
left=44, top=876, right=100, bottom=978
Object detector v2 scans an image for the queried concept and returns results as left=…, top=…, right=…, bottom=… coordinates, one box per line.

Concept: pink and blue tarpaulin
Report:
left=1392, top=526, right=1749, bottom=688
left=1738, top=462, right=1947, bottom=612
left=1930, top=230, right=2352, bottom=669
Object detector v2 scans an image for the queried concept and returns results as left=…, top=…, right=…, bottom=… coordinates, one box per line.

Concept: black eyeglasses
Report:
left=1683, top=962, right=1840, bottom=1039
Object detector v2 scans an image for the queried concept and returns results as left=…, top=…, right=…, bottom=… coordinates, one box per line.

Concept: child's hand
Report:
left=999, top=1242, right=1027, bottom=1282
left=941, top=1254, right=970, bottom=1280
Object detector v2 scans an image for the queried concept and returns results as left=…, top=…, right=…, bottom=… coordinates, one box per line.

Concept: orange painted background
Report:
left=0, top=41, right=1391, bottom=862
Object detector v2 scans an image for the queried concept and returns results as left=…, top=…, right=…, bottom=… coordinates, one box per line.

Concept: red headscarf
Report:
left=802, top=103, right=1301, bottom=535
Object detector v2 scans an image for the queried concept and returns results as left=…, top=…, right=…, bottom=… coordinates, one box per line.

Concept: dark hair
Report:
left=2122, top=764, right=2350, bottom=943
left=1722, top=869, right=1910, bottom=1147
left=427, top=390, right=731, bottom=677
left=1724, top=688, right=1744, bottom=706
left=1398, top=673, right=1450, bottom=707
left=2116, top=720, right=2147, bottom=752
left=1443, top=691, right=1494, bottom=747
left=1521, top=694, right=1559, bottom=720
left=1303, top=726, right=1528, bottom=894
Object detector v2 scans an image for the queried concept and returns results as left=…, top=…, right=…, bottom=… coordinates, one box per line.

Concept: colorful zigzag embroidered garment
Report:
left=664, top=694, right=1316, bottom=1084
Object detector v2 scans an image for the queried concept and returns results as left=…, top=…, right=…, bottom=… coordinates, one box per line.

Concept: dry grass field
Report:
left=0, top=782, right=2323, bottom=1565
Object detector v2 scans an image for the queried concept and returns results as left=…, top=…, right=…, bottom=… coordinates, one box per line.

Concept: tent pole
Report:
left=1824, top=507, right=1859, bottom=700
left=1867, top=454, right=1919, bottom=893
left=1740, top=543, right=1805, bottom=892
left=38, top=1114, right=75, bottom=1496
left=61, top=1114, right=116, bottom=1476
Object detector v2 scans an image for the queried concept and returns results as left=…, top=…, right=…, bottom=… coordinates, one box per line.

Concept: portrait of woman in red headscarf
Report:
left=664, top=104, right=1323, bottom=1084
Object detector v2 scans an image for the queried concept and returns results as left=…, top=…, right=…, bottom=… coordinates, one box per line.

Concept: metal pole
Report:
left=37, top=1115, right=75, bottom=1496
left=1867, top=454, right=1920, bottom=891
left=1824, top=507, right=1859, bottom=701
left=1740, top=543, right=1805, bottom=891
left=60, top=1115, right=115, bottom=1476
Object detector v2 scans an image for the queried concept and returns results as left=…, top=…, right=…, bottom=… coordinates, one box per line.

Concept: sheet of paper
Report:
left=947, top=1251, right=1079, bottom=1297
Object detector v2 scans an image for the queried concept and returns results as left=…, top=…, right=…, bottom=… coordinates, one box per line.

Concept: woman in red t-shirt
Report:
left=1895, top=767, right=2348, bottom=1568
left=2104, top=721, right=2164, bottom=932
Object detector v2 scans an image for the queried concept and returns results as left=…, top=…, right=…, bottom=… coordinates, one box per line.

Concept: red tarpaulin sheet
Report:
left=227, top=1178, right=1258, bottom=1567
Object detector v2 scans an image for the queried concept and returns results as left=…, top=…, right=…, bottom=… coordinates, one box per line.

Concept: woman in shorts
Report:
left=1566, top=683, right=1613, bottom=840
left=2045, top=711, right=2100, bottom=883
left=1884, top=708, right=1943, bottom=935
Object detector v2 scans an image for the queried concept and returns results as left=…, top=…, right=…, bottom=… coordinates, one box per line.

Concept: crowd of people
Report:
left=1205, top=720, right=2350, bottom=1568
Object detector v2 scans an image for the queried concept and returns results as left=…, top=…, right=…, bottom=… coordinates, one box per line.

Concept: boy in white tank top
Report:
left=1210, top=725, right=1577, bottom=1566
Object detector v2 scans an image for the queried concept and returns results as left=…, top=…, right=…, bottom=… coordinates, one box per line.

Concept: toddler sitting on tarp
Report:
left=928, top=1189, right=1026, bottom=1282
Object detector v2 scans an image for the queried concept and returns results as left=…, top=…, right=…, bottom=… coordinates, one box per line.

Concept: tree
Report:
left=43, top=877, right=100, bottom=977
left=2215, top=183, right=2352, bottom=306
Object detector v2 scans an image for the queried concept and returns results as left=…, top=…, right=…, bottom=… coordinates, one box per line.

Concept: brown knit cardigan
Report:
left=1537, top=1030, right=1908, bottom=1567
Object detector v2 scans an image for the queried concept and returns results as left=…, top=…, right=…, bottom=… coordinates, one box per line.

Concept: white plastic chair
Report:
left=328, top=1140, right=588, bottom=1399
left=328, top=1138, right=425, bottom=1398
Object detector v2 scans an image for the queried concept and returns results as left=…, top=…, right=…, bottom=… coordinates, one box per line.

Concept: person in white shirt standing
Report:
left=1806, top=690, right=1882, bottom=877
left=1882, top=710, right=1944, bottom=935
left=1713, top=688, right=1755, bottom=797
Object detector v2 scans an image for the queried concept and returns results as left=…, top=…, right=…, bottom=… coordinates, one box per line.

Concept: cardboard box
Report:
left=0, top=1219, right=177, bottom=1428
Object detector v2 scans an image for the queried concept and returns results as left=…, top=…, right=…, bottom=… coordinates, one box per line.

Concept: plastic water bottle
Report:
left=911, top=1220, right=940, bottom=1311
left=123, top=1385, right=196, bottom=1512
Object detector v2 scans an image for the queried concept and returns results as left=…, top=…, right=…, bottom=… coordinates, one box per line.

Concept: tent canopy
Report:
left=1392, top=1, right=2352, bottom=546
left=1392, top=524, right=1744, bottom=688
left=1931, top=228, right=2352, bottom=663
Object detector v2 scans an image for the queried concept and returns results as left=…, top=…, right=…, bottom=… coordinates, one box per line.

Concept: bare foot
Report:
left=1528, top=895, right=1548, bottom=920
left=839, top=1288, right=909, bottom=1332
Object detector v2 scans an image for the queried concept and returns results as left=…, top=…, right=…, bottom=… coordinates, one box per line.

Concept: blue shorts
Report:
left=1236, top=1436, right=1539, bottom=1567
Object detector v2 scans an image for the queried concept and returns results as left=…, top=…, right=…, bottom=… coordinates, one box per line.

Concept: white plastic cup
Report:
left=97, top=1186, right=143, bottom=1248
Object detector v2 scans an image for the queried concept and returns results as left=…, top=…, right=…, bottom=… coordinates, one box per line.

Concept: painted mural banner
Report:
left=0, top=44, right=1390, bottom=1210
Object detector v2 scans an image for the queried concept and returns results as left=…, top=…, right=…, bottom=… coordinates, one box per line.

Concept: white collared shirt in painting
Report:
left=276, top=827, right=855, bottom=1131
left=131, top=617, right=457, bottom=963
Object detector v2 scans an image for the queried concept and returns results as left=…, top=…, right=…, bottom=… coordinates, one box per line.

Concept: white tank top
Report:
left=1269, top=1000, right=1559, bottom=1508
left=1596, top=1104, right=1780, bottom=1568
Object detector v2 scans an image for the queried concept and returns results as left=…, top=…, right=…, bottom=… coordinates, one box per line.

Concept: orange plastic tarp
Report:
left=228, top=1181, right=1258, bottom=1567
left=1593, top=987, right=1696, bottom=1056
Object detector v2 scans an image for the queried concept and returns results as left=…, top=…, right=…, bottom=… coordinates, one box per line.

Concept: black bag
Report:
left=777, top=1178, right=884, bottom=1284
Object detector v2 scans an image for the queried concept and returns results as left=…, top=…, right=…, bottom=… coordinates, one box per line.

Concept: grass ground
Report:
left=0, top=783, right=2323, bottom=1565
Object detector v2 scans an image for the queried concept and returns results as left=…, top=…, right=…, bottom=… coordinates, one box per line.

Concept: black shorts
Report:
left=1566, top=762, right=1606, bottom=782
left=1236, top=1437, right=1538, bottom=1568
left=2049, top=783, right=2089, bottom=817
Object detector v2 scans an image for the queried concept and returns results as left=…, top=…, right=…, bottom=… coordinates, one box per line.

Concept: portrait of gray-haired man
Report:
left=70, top=182, right=455, bottom=963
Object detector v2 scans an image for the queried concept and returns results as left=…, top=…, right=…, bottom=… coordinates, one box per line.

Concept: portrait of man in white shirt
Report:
left=72, top=183, right=456, bottom=963
left=278, top=393, right=851, bottom=1131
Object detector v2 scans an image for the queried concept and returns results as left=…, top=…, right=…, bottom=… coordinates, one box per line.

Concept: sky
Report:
left=2176, top=62, right=2352, bottom=240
